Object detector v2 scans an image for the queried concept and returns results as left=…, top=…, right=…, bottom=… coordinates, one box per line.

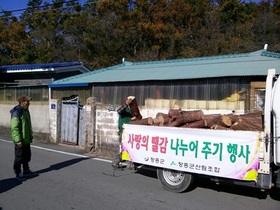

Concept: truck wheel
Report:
left=157, top=168, right=194, bottom=193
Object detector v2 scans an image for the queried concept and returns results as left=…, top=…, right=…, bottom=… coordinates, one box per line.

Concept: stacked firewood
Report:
left=129, top=109, right=263, bottom=131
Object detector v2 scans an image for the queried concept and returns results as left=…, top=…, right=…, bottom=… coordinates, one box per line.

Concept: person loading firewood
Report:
left=112, top=96, right=142, bottom=170
left=117, top=96, right=142, bottom=135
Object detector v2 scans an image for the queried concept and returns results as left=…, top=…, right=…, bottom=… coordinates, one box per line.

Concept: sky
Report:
left=0, top=0, right=261, bottom=17
left=0, top=0, right=52, bottom=12
left=0, top=0, right=86, bottom=17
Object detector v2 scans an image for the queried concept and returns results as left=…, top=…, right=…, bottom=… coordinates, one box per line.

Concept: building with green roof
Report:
left=49, top=46, right=280, bottom=113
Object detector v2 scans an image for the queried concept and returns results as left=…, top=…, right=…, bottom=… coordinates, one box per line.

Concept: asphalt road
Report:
left=0, top=138, right=279, bottom=210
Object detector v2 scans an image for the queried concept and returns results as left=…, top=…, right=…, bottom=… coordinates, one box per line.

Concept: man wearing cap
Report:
left=112, top=96, right=142, bottom=169
left=117, top=96, right=142, bottom=134
left=10, top=96, right=37, bottom=181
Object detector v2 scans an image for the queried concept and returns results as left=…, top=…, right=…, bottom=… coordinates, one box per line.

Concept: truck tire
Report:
left=157, top=168, right=194, bottom=193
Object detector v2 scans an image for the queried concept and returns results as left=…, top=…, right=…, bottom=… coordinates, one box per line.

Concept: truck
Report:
left=118, top=69, right=280, bottom=193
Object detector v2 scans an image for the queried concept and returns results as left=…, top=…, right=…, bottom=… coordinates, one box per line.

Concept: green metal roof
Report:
left=49, top=49, right=280, bottom=87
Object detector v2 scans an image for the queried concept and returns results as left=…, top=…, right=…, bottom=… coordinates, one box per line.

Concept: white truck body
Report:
left=122, top=125, right=262, bottom=180
left=120, top=69, right=280, bottom=192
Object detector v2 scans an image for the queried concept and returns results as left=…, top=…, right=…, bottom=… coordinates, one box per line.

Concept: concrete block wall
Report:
left=95, top=109, right=119, bottom=157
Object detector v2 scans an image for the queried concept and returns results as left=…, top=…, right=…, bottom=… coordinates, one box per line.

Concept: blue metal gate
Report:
left=60, top=95, right=85, bottom=145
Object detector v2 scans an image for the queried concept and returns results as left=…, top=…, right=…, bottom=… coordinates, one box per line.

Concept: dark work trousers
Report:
left=13, top=144, right=31, bottom=174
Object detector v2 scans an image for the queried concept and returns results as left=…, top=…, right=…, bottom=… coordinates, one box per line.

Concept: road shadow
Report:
left=268, top=187, right=280, bottom=201
left=0, top=157, right=89, bottom=194
left=36, top=157, right=90, bottom=174
left=192, top=176, right=270, bottom=199
left=134, top=166, right=158, bottom=179
left=0, top=177, right=24, bottom=194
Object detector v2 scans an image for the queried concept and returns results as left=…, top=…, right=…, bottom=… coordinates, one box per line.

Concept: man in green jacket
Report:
left=10, top=96, right=37, bottom=181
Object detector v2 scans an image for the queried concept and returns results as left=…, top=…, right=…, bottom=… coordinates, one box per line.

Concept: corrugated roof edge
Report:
left=51, top=63, right=125, bottom=84
left=0, top=61, right=91, bottom=73
left=131, top=50, right=258, bottom=65
left=262, top=51, right=280, bottom=58
left=49, top=82, right=89, bottom=88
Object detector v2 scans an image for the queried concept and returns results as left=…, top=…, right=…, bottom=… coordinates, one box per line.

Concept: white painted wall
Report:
left=0, top=104, right=50, bottom=133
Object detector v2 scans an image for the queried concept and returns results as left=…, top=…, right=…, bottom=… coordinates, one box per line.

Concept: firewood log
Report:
left=210, top=124, right=230, bottom=130
left=227, top=114, right=263, bottom=129
left=180, top=110, right=204, bottom=123
left=151, top=115, right=165, bottom=126
left=227, top=114, right=240, bottom=124
left=129, top=117, right=153, bottom=125
left=205, top=114, right=232, bottom=128
left=130, top=98, right=142, bottom=120
left=168, top=108, right=182, bottom=118
left=204, top=114, right=222, bottom=128
left=156, top=112, right=171, bottom=125
left=168, top=117, right=186, bottom=127
left=181, top=119, right=206, bottom=128
left=217, top=115, right=232, bottom=127
left=230, top=118, right=262, bottom=131
left=240, top=116, right=262, bottom=130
